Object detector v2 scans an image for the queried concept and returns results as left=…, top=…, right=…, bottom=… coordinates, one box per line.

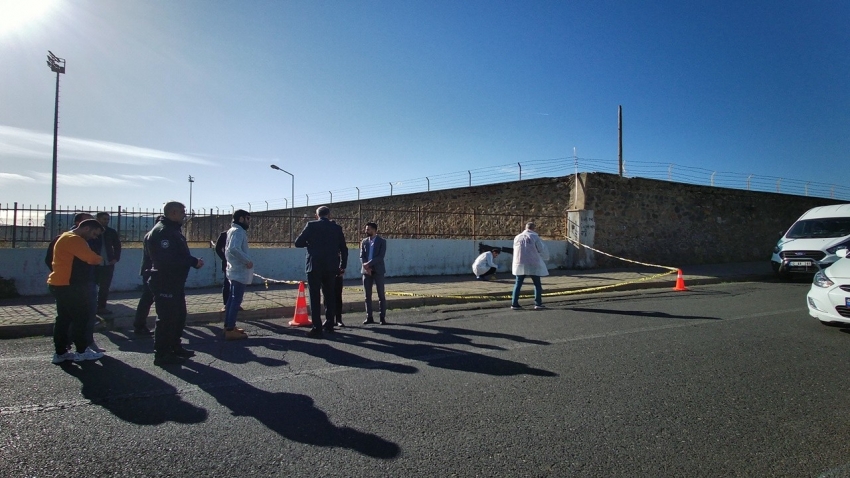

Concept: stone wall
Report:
left=187, top=176, right=578, bottom=244
left=186, top=172, right=847, bottom=267
left=579, top=174, right=845, bottom=267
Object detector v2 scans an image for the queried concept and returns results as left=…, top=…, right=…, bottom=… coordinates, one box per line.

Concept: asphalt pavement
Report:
left=3, top=279, right=847, bottom=477
left=0, top=261, right=776, bottom=339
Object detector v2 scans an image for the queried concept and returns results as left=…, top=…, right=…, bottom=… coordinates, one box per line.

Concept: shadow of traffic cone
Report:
left=673, top=269, right=689, bottom=291
left=289, top=281, right=311, bottom=327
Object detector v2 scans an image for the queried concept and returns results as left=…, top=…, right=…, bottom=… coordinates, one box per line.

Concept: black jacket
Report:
left=90, top=226, right=121, bottom=263
left=144, top=217, right=199, bottom=286
left=294, top=218, right=348, bottom=273
left=214, top=230, right=228, bottom=272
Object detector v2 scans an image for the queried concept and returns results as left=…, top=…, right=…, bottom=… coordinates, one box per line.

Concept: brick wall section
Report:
left=581, top=173, right=845, bottom=266
left=189, top=176, right=577, bottom=244
left=187, top=172, right=846, bottom=267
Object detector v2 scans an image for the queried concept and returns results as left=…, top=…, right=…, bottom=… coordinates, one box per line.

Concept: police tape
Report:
left=565, top=238, right=679, bottom=272
left=252, top=273, right=301, bottom=288
left=251, top=242, right=681, bottom=300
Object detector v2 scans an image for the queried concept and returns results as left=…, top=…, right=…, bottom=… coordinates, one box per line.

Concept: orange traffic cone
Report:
left=673, top=269, right=689, bottom=291
left=289, top=281, right=311, bottom=326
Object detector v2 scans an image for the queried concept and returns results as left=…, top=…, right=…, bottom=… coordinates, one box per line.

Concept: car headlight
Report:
left=826, top=240, right=850, bottom=254
left=813, top=270, right=834, bottom=288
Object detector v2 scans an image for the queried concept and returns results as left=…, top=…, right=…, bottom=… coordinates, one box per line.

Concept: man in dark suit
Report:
left=294, top=206, right=348, bottom=338
left=360, top=222, right=387, bottom=324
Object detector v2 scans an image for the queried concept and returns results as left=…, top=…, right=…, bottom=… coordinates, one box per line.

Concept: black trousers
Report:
left=222, top=277, right=231, bottom=306
left=149, top=276, right=187, bottom=355
left=50, top=284, right=89, bottom=354
left=95, top=265, right=115, bottom=309
left=133, top=277, right=154, bottom=329
left=333, top=275, right=343, bottom=321
left=307, top=268, right=336, bottom=330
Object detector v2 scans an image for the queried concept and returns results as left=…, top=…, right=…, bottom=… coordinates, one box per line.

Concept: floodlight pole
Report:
left=46, top=51, right=65, bottom=238
left=188, top=175, right=194, bottom=216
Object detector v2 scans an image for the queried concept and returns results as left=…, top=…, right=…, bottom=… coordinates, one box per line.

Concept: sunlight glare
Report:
left=0, top=0, right=57, bottom=36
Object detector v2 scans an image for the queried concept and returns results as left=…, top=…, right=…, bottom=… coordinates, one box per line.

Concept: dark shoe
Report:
left=363, top=318, right=375, bottom=325
left=134, top=327, right=153, bottom=336
left=172, top=347, right=195, bottom=358
left=154, top=353, right=185, bottom=366
left=379, top=319, right=387, bottom=325
left=97, top=308, right=113, bottom=315
left=335, top=319, right=345, bottom=327
left=305, top=328, right=324, bottom=339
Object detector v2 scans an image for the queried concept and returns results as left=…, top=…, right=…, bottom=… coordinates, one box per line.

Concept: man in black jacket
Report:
left=145, top=202, right=204, bottom=366
left=93, top=212, right=121, bottom=315
left=214, top=229, right=230, bottom=311
left=294, top=206, right=348, bottom=338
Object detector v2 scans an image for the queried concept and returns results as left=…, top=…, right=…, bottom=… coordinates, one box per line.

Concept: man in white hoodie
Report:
left=224, top=209, right=253, bottom=340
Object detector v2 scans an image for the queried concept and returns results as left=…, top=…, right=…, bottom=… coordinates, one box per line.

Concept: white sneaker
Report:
left=534, top=304, right=547, bottom=310
left=74, top=347, right=104, bottom=362
left=52, top=351, right=77, bottom=364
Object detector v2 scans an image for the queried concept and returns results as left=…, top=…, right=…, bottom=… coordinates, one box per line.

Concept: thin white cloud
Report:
left=0, top=125, right=215, bottom=166
left=29, top=172, right=141, bottom=188
left=0, top=172, right=36, bottom=183
left=118, top=174, right=172, bottom=182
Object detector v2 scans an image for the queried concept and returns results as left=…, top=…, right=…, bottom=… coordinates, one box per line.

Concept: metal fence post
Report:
left=116, top=205, right=122, bottom=238
left=12, top=202, right=17, bottom=249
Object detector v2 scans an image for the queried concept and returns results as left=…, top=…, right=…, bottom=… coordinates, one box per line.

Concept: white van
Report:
left=771, top=204, right=850, bottom=278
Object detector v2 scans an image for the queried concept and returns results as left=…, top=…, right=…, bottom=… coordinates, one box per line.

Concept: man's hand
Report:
left=195, top=258, right=205, bottom=269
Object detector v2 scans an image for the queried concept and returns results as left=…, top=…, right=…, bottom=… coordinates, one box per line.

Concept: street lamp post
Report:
left=187, top=175, right=194, bottom=238
left=46, top=50, right=65, bottom=238
left=270, top=164, right=295, bottom=246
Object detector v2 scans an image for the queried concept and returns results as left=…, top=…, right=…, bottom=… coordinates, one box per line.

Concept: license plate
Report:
left=789, top=261, right=811, bottom=267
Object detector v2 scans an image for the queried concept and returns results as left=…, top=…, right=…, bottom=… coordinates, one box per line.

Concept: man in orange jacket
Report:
left=48, top=219, right=106, bottom=364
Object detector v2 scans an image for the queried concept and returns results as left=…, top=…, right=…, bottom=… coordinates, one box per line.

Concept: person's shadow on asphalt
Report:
left=162, top=360, right=402, bottom=459
left=329, top=327, right=558, bottom=378
left=60, top=356, right=208, bottom=426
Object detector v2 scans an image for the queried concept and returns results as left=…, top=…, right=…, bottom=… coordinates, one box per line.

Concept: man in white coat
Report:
left=472, top=248, right=501, bottom=280
left=511, top=222, right=549, bottom=310
left=223, top=209, right=253, bottom=340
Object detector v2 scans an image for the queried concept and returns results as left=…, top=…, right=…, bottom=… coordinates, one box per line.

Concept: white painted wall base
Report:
left=0, top=239, right=568, bottom=296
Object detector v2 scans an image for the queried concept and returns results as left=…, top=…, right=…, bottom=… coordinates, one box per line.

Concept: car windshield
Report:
left=786, top=217, right=850, bottom=239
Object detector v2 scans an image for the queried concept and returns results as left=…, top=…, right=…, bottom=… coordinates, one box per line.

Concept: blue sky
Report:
left=0, top=0, right=847, bottom=214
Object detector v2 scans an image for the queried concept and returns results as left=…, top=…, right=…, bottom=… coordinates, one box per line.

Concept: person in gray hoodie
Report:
left=223, top=210, right=253, bottom=340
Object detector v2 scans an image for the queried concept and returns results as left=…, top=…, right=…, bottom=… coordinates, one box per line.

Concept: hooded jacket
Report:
left=225, top=222, right=254, bottom=284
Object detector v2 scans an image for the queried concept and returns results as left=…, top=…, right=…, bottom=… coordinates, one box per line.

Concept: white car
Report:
left=807, top=249, right=850, bottom=325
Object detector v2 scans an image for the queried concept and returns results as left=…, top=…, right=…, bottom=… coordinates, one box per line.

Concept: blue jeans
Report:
left=224, top=280, right=246, bottom=329
left=512, top=275, right=542, bottom=307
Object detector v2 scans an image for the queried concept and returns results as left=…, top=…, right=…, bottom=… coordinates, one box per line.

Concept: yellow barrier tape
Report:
left=252, top=273, right=301, bottom=289
left=252, top=242, right=682, bottom=301
left=565, top=238, right=679, bottom=272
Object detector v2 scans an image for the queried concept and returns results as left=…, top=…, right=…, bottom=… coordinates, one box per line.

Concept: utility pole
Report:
left=618, top=105, right=624, bottom=177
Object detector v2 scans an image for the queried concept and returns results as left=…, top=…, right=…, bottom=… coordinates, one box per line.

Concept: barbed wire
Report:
left=217, top=157, right=850, bottom=213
